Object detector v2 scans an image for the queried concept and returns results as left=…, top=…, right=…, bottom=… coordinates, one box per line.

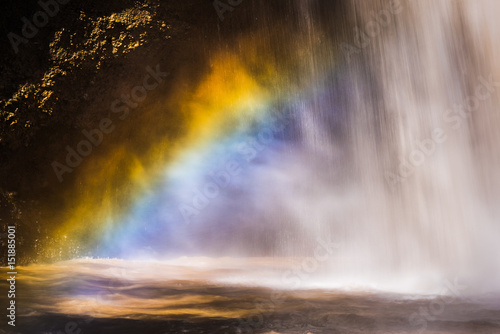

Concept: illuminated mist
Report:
left=39, top=0, right=500, bottom=298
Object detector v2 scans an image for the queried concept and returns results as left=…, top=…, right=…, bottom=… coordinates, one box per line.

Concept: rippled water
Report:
left=3, top=259, right=500, bottom=334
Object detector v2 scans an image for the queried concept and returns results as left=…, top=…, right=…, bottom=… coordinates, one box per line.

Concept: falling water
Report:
left=183, top=0, right=500, bottom=294
left=267, top=0, right=500, bottom=293
left=140, top=0, right=500, bottom=294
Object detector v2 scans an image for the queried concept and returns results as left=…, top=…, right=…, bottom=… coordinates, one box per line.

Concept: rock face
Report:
left=0, top=0, right=222, bottom=264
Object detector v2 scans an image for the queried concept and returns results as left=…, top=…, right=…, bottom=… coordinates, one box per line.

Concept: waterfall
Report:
left=49, top=0, right=500, bottom=295
left=200, top=0, right=500, bottom=294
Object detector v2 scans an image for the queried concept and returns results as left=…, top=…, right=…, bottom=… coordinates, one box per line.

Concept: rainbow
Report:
left=47, top=30, right=337, bottom=261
